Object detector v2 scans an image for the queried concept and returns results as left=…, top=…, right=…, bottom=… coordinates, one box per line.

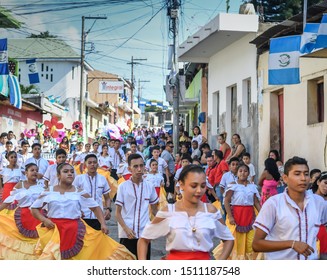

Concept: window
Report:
left=72, top=66, right=75, bottom=79
left=90, top=116, right=93, bottom=132
left=307, top=77, right=324, bottom=124
left=50, top=74, right=53, bottom=82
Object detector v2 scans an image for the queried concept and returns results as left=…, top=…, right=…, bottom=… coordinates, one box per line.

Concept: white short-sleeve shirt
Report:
left=253, top=190, right=327, bottom=260
left=73, top=173, right=110, bottom=219
left=145, top=157, right=168, bottom=174
left=115, top=179, right=159, bottom=238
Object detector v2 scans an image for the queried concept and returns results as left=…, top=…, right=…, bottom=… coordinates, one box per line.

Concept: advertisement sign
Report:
left=99, top=81, right=124, bottom=94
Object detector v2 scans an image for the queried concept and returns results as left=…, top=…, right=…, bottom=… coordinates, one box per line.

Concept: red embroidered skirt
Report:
left=14, top=207, right=42, bottom=238
left=1, top=182, right=17, bottom=201
left=166, top=250, right=210, bottom=260
left=231, top=205, right=255, bottom=233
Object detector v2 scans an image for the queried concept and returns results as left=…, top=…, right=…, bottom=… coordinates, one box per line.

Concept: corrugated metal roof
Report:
left=8, top=38, right=79, bottom=59
left=251, top=0, right=327, bottom=52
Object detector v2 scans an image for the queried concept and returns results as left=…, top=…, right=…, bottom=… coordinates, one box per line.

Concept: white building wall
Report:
left=208, top=33, right=258, bottom=147
left=258, top=51, right=327, bottom=174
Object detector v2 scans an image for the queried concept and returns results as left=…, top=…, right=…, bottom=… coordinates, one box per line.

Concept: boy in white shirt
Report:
left=253, top=156, right=327, bottom=260
left=242, top=152, right=256, bottom=183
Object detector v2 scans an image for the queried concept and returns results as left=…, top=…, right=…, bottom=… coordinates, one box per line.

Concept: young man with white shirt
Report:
left=17, top=140, right=32, bottom=170
left=109, top=139, right=125, bottom=180
left=43, top=149, right=68, bottom=188
left=73, top=154, right=111, bottom=230
left=253, top=156, right=327, bottom=260
left=115, top=153, right=159, bottom=259
left=24, top=143, right=49, bottom=185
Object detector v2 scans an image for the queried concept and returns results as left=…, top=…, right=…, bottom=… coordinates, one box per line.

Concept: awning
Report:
left=85, top=97, right=98, bottom=108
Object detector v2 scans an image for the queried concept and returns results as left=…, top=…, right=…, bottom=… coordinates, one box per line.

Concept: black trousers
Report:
left=83, top=219, right=101, bottom=230
left=111, top=169, right=119, bottom=180
left=120, top=238, right=151, bottom=260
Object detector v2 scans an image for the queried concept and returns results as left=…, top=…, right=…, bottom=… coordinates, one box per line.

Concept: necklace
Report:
left=180, top=202, right=199, bottom=233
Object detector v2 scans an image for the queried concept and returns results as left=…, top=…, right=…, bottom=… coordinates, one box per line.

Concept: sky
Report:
left=2, top=0, right=243, bottom=104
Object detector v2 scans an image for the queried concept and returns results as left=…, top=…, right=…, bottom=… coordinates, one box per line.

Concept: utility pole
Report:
left=167, top=0, right=180, bottom=155
left=79, top=15, right=107, bottom=126
left=303, top=0, right=308, bottom=32
left=127, top=56, right=147, bottom=123
left=138, top=79, right=150, bottom=108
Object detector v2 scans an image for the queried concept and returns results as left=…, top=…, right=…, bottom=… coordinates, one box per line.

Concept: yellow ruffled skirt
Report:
left=34, top=219, right=136, bottom=260
left=96, top=169, right=118, bottom=200
left=212, top=214, right=258, bottom=260
left=0, top=209, right=39, bottom=260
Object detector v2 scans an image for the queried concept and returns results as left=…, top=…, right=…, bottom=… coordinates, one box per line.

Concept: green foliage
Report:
left=27, top=31, right=57, bottom=38
left=20, top=84, right=39, bottom=94
left=244, top=0, right=321, bottom=22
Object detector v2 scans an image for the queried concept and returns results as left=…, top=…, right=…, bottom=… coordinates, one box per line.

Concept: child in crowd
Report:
left=242, top=152, right=256, bottom=183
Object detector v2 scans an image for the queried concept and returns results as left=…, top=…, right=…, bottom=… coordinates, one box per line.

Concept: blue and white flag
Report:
left=26, top=59, right=40, bottom=84
left=268, top=35, right=301, bottom=85
left=316, top=14, right=327, bottom=49
left=8, top=74, right=22, bottom=109
left=0, top=75, right=9, bottom=97
left=300, top=23, right=320, bottom=54
left=0, top=38, right=9, bottom=75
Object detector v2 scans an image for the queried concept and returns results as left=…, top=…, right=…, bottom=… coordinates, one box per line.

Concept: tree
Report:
left=20, top=84, right=39, bottom=94
left=244, top=0, right=321, bottom=22
left=27, top=31, right=57, bottom=38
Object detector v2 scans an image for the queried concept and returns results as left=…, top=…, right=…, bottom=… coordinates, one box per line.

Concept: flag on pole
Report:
left=268, top=35, right=301, bottom=85
left=0, top=38, right=9, bottom=75
left=8, top=74, right=22, bottom=109
left=300, top=23, right=320, bottom=54
left=26, top=59, right=40, bottom=84
left=315, top=14, right=327, bottom=49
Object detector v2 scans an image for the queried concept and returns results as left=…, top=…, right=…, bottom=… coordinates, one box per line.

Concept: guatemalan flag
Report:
left=315, top=14, right=327, bottom=49
left=300, top=23, right=320, bottom=54
left=8, top=74, right=22, bottom=109
left=26, top=58, right=40, bottom=84
left=268, top=35, right=301, bottom=85
left=0, top=38, right=9, bottom=75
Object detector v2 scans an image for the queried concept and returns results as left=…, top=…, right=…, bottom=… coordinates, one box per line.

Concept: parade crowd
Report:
left=0, top=125, right=326, bottom=260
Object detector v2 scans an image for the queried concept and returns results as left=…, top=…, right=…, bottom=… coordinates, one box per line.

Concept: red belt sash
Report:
left=318, top=225, right=327, bottom=254
left=50, top=218, right=86, bottom=259
left=123, top=174, right=132, bottom=180
left=166, top=250, right=210, bottom=260
left=231, top=205, right=255, bottom=233
left=155, top=187, right=160, bottom=197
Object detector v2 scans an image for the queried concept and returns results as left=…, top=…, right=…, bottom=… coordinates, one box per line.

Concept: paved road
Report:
left=106, top=203, right=167, bottom=260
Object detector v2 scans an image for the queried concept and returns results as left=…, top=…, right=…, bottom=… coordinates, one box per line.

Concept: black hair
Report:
left=152, top=145, right=160, bottom=152
left=213, top=149, right=224, bottom=160
left=179, top=164, right=205, bottom=183
left=6, top=150, right=17, bottom=160
left=32, top=143, right=41, bottom=149
left=21, top=140, right=29, bottom=147
left=92, top=141, right=99, bottom=146
left=311, top=171, right=327, bottom=194
left=0, top=132, right=8, bottom=138
left=237, top=163, right=250, bottom=173
left=128, top=153, right=143, bottom=166
left=192, top=158, right=202, bottom=166
left=100, top=144, right=109, bottom=155
left=229, top=157, right=240, bottom=165
left=166, top=141, right=173, bottom=146
left=149, top=158, right=158, bottom=166
left=124, top=148, right=131, bottom=155
left=56, top=162, right=73, bottom=175
left=130, top=141, right=137, bottom=146
left=264, top=158, right=281, bottom=181
left=310, top=168, right=321, bottom=178
left=55, top=148, right=67, bottom=158
left=114, top=139, right=121, bottom=143
left=193, top=126, right=201, bottom=135
left=242, top=152, right=251, bottom=158
left=77, top=141, right=84, bottom=146
left=269, top=149, right=281, bottom=162
left=233, top=133, right=241, bottom=140
left=84, top=153, right=98, bottom=162
left=181, top=153, right=193, bottom=163
left=5, top=141, right=13, bottom=146
left=219, top=132, right=227, bottom=140
left=205, top=151, right=213, bottom=159
left=200, top=143, right=210, bottom=150
left=284, top=156, right=309, bottom=176
left=25, top=162, right=38, bottom=171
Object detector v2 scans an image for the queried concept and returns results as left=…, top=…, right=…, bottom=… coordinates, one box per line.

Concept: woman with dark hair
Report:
left=137, top=164, right=234, bottom=260
left=0, top=163, right=44, bottom=259
left=192, top=126, right=207, bottom=146
left=225, top=134, right=246, bottom=162
left=59, top=136, right=70, bottom=154
left=30, top=162, right=135, bottom=260
left=258, top=158, right=281, bottom=205
left=218, top=132, right=231, bottom=161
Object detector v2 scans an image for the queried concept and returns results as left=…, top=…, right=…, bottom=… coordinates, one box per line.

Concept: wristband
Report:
left=291, top=240, right=296, bottom=249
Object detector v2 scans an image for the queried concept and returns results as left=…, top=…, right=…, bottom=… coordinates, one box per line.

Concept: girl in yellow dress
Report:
left=30, top=162, right=135, bottom=260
